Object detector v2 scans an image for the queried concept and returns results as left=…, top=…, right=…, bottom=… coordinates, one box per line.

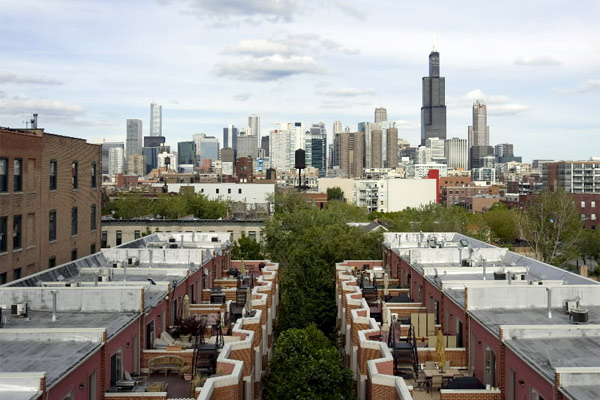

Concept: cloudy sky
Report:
left=1, top=0, right=598, bottom=162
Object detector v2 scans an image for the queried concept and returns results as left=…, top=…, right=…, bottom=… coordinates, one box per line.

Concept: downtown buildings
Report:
left=421, top=51, right=447, bottom=146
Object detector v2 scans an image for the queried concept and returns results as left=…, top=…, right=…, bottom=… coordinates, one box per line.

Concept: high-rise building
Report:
left=177, top=141, right=196, bottom=165
left=386, top=128, right=398, bottom=168
left=248, top=114, right=260, bottom=149
left=236, top=133, right=258, bottom=160
left=543, top=161, right=600, bottom=193
left=445, top=137, right=468, bottom=169
left=416, top=146, right=432, bottom=164
left=149, top=103, right=162, bottom=137
left=307, top=123, right=327, bottom=177
left=260, top=136, right=269, bottom=158
left=332, top=120, right=343, bottom=135
left=494, top=143, right=513, bottom=158
left=223, top=125, right=238, bottom=157
left=468, top=100, right=493, bottom=169
left=374, top=107, right=388, bottom=123
left=141, top=147, right=158, bottom=175
left=193, top=134, right=219, bottom=165
left=144, top=136, right=165, bottom=149
left=269, top=129, right=291, bottom=171
left=126, top=119, right=143, bottom=158
left=108, top=146, right=125, bottom=177
left=0, top=127, right=102, bottom=283
left=421, top=51, right=446, bottom=145
left=425, top=137, right=446, bottom=164
left=371, top=129, right=383, bottom=168
left=127, top=154, right=145, bottom=176
left=339, top=131, right=365, bottom=178
left=101, top=142, right=124, bottom=175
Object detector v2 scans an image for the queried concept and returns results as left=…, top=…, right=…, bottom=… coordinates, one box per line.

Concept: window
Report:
left=581, top=214, right=586, bottom=220
left=71, top=248, right=77, bottom=260
left=216, top=188, right=219, bottom=194
left=238, top=188, right=242, bottom=194
left=228, top=188, right=231, bottom=194
left=0, top=273, right=6, bottom=285
left=484, top=345, right=496, bottom=387
left=110, top=350, right=123, bottom=386
left=101, top=231, right=107, bottom=248
left=13, top=215, right=22, bottom=249
left=116, top=230, right=122, bottom=246
left=592, top=214, right=597, bottom=221
left=49, top=256, right=56, bottom=269
left=14, top=158, right=23, bottom=192
left=529, top=387, right=544, bottom=400
left=71, top=161, right=78, bottom=189
left=13, top=267, right=21, bottom=280
left=508, top=368, right=516, bottom=400
left=0, top=157, right=7, bottom=192
left=88, top=370, right=97, bottom=400
left=90, top=204, right=97, bottom=231
left=249, top=231, right=256, bottom=242
left=90, top=243, right=96, bottom=254
left=0, top=216, right=6, bottom=252
left=581, top=201, right=586, bottom=207
left=134, top=230, right=141, bottom=239
left=592, top=201, right=596, bottom=208
left=91, top=162, right=97, bottom=188
left=48, top=210, right=57, bottom=241
left=71, top=207, right=78, bottom=235
left=49, top=160, right=57, bottom=190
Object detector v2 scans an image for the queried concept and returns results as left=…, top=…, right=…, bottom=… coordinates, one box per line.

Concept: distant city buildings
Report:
left=445, top=137, right=468, bottom=169
left=126, top=119, right=143, bottom=158
left=421, top=51, right=446, bottom=145
left=101, top=141, right=124, bottom=175
left=543, top=160, right=600, bottom=193
left=108, top=146, right=124, bottom=176
left=374, top=107, right=387, bottom=123
left=177, top=141, right=196, bottom=165
left=468, top=100, right=493, bottom=169
left=339, top=131, right=365, bottom=178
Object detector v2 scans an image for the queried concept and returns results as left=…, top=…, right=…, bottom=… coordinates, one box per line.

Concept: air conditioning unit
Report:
left=112, top=262, right=123, bottom=268
left=66, top=282, right=80, bottom=287
left=571, top=309, right=589, bottom=324
left=127, top=257, right=138, bottom=266
left=11, top=303, right=29, bottom=317
left=563, top=300, right=578, bottom=314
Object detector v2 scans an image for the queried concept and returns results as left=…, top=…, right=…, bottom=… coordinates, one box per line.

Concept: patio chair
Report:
left=161, top=331, right=193, bottom=349
left=413, top=372, right=427, bottom=391
left=428, top=375, right=443, bottom=392
left=425, top=361, right=436, bottom=370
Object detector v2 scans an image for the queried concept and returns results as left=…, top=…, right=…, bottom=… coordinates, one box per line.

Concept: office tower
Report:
left=332, top=120, right=343, bottom=134
left=333, top=133, right=342, bottom=168
left=149, top=103, right=162, bottom=137
left=193, top=134, right=219, bottom=164
left=260, top=136, right=270, bottom=157
left=126, top=119, right=143, bottom=158
left=144, top=136, right=165, bottom=149
left=108, top=146, right=125, bottom=176
left=371, top=129, right=383, bottom=168
left=416, top=146, right=432, bottom=164
left=421, top=51, right=447, bottom=145
left=308, top=123, right=327, bottom=177
left=101, top=142, right=124, bottom=174
left=127, top=154, right=145, bottom=176
left=425, top=137, right=446, bottom=163
left=386, top=128, right=398, bottom=168
left=374, top=107, right=388, bottom=123
left=223, top=125, right=238, bottom=157
left=468, top=100, right=493, bottom=169
left=220, top=148, right=235, bottom=176
left=248, top=114, right=260, bottom=149
left=494, top=143, right=513, bottom=158
left=0, top=127, right=102, bottom=282
left=328, top=143, right=334, bottom=169
left=445, top=137, right=468, bottom=169
left=237, top=133, right=258, bottom=160
left=177, top=141, right=196, bottom=165
left=339, top=131, right=365, bottom=178
left=141, top=147, right=158, bottom=175
left=269, top=129, right=291, bottom=171
left=358, top=122, right=376, bottom=168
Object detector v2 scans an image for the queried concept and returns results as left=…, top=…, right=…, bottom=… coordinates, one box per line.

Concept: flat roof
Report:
left=561, top=385, right=600, bottom=400
left=4, top=311, right=139, bottom=338
left=470, top=306, right=600, bottom=336
left=0, top=340, right=100, bottom=388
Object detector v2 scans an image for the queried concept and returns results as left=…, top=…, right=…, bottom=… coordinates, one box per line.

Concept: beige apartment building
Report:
left=0, top=127, right=101, bottom=284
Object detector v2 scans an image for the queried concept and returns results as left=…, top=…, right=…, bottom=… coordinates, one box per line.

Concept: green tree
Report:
left=326, top=186, right=345, bottom=202
left=483, top=203, right=518, bottom=244
left=231, top=233, right=264, bottom=260
left=578, top=229, right=600, bottom=266
left=517, top=190, right=582, bottom=264
left=263, top=325, right=354, bottom=400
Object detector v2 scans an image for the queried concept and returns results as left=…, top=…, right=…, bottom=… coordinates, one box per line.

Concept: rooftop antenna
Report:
left=431, top=31, right=437, bottom=52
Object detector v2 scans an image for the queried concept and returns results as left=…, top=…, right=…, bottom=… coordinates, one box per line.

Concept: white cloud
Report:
left=448, top=89, right=528, bottom=116
left=233, top=93, right=251, bottom=101
left=0, top=71, right=62, bottom=85
left=318, top=87, right=376, bottom=97
left=224, top=34, right=358, bottom=57
left=393, top=120, right=419, bottom=130
left=0, top=96, right=84, bottom=117
left=320, top=99, right=370, bottom=109
left=215, top=55, right=324, bottom=81
left=553, top=79, right=600, bottom=94
left=514, top=56, right=562, bottom=66
left=182, top=0, right=300, bottom=23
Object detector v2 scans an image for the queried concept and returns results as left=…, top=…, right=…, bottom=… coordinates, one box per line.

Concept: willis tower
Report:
left=421, top=51, right=446, bottom=145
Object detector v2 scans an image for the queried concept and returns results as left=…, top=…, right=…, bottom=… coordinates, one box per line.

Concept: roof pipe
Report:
left=546, top=287, right=552, bottom=319
left=51, top=290, right=57, bottom=322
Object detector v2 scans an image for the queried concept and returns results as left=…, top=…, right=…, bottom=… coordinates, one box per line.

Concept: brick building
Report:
left=0, top=128, right=101, bottom=284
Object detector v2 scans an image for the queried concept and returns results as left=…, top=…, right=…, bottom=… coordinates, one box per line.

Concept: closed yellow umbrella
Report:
left=436, top=329, right=446, bottom=371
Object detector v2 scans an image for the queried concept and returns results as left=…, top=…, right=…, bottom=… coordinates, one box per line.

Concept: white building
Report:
left=425, top=137, right=446, bottom=163
left=445, top=137, right=468, bottom=169
left=472, top=167, right=497, bottom=184
left=410, top=163, right=448, bottom=178
left=108, top=146, right=124, bottom=177
left=415, top=146, right=432, bottom=164
left=149, top=103, right=162, bottom=137
left=158, top=151, right=178, bottom=171
left=165, top=183, right=275, bottom=204
left=126, top=119, right=143, bottom=157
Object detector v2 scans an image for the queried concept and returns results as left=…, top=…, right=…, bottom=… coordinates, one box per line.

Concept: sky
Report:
left=0, top=0, right=598, bottom=162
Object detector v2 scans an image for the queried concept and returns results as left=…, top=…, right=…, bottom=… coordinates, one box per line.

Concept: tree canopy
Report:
left=326, top=186, right=345, bottom=202
left=231, top=233, right=264, bottom=260
left=263, top=325, right=354, bottom=400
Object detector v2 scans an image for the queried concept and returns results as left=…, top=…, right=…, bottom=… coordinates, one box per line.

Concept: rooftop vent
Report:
left=11, top=303, right=29, bottom=318
left=493, top=272, right=506, bottom=281
left=127, top=257, right=138, bottom=266
left=571, top=309, right=589, bottom=324
left=563, top=299, right=579, bottom=314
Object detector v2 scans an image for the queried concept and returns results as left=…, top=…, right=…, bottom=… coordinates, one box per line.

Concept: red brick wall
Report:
left=440, top=391, right=501, bottom=400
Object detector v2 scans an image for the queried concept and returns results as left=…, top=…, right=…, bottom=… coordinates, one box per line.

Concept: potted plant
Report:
left=173, top=317, right=207, bottom=342
left=180, top=365, right=193, bottom=381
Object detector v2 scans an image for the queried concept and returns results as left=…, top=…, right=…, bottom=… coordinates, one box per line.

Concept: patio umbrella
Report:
left=381, top=304, right=391, bottom=341
left=182, top=294, right=190, bottom=320
left=246, top=287, right=254, bottom=312
left=383, top=273, right=390, bottom=298
left=436, top=329, right=446, bottom=371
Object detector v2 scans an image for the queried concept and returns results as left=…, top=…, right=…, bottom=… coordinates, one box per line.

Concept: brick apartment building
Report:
left=0, top=127, right=101, bottom=284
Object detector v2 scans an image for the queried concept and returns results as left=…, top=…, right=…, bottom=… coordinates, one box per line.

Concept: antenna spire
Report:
left=432, top=31, right=437, bottom=52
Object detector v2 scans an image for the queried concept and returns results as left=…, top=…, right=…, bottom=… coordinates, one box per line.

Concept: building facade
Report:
left=421, top=51, right=447, bottom=145
left=101, top=141, right=124, bottom=175
left=339, top=131, right=365, bottom=178
left=149, top=102, right=162, bottom=137
left=543, top=160, right=600, bottom=193
left=468, top=100, right=493, bottom=169
left=126, top=119, right=143, bottom=158
left=0, top=127, right=102, bottom=284
left=374, top=107, right=388, bottom=123
left=445, top=137, right=468, bottom=169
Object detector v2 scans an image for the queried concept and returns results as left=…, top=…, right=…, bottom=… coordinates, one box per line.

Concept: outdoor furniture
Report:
left=445, top=376, right=485, bottom=390
left=428, top=375, right=443, bottom=392
left=160, top=331, right=193, bottom=349
left=424, top=368, right=463, bottom=391
left=425, top=361, right=436, bottom=370
left=148, top=355, right=186, bottom=377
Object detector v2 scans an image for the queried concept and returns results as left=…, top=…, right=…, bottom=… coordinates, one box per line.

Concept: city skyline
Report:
left=0, top=1, right=598, bottom=162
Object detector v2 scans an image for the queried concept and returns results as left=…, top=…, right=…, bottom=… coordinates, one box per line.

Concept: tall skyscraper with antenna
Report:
left=420, top=51, right=446, bottom=145
left=149, top=103, right=162, bottom=137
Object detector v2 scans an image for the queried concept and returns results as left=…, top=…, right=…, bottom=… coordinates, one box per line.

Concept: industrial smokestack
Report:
left=51, top=290, right=57, bottom=322
left=546, top=287, right=552, bottom=319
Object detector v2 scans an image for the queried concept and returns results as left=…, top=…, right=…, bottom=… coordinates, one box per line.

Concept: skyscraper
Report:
left=445, top=137, right=468, bottom=169
left=223, top=125, right=238, bottom=157
left=248, top=114, right=260, bottom=149
left=386, top=128, right=398, bottom=168
left=371, top=129, right=383, bottom=168
left=374, top=107, right=388, bottom=123
left=308, top=123, right=327, bottom=177
left=468, top=100, right=493, bottom=169
left=101, top=142, right=124, bottom=175
left=108, top=146, right=124, bottom=177
left=193, top=134, right=220, bottom=164
left=126, top=119, right=143, bottom=158
left=149, top=103, right=162, bottom=137
left=177, top=141, right=196, bottom=165
left=421, top=51, right=446, bottom=145
left=425, top=137, right=446, bottom=164
left=340, top=131, right=365, bottom=178
left=332, top=120, right=343, bottom=135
